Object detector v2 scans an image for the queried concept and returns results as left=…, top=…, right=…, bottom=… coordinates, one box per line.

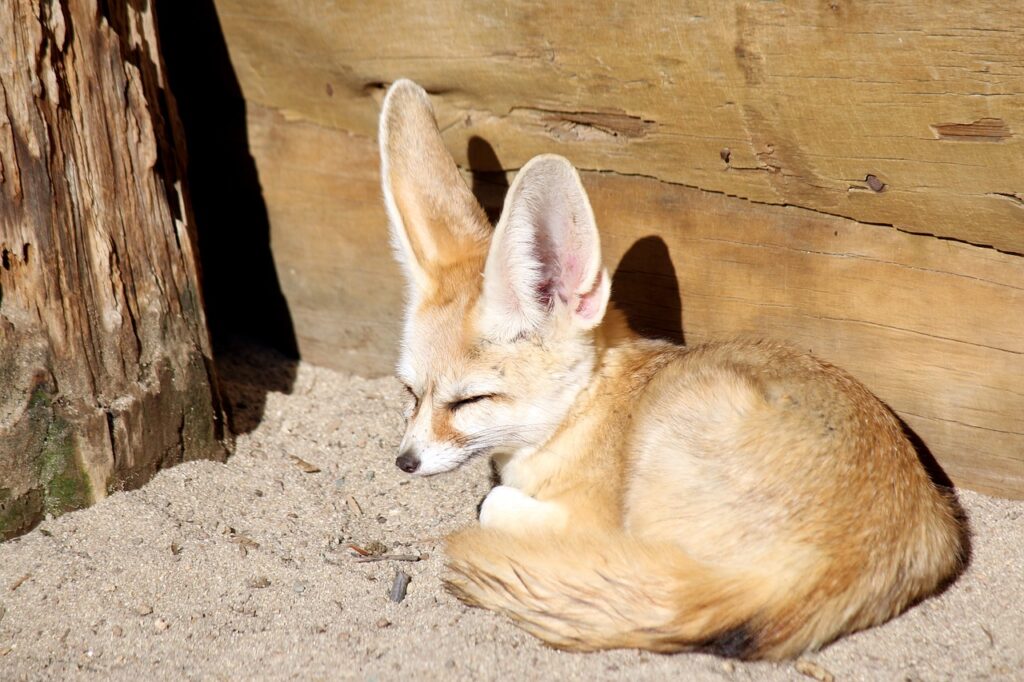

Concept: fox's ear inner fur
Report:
left=379, top=79, right=490, bottom=290
left=481, top=154, right=611, bottom=341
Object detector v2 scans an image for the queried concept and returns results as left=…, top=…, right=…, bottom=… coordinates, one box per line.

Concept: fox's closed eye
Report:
left=449, top=394, right=497, bottom=412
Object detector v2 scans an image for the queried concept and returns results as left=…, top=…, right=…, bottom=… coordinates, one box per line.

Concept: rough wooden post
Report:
left=0, top=0, right=227, bottom=538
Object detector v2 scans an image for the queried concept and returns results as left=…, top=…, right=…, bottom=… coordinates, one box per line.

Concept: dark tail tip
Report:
left=700, top=623, right=760, bottom=659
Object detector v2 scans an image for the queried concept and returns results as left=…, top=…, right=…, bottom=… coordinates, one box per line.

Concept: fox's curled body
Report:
left=378, top=79, right=964, bottom=660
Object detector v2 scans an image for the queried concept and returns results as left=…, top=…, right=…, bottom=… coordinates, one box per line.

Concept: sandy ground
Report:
left=0, top=344, right=1022, bottom=681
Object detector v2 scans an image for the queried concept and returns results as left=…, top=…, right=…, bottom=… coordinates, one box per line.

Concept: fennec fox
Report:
left=379, top=79, right=964, bottom=660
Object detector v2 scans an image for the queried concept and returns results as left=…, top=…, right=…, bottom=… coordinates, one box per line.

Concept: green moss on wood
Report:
left=37, top=414, right=91, bottom=516
left=1, top=348, right=224, bottom=542
left=19, top=385, right=92, bottom=524
left=0, top=488, right=44, bottom=541
left=29, top=386, right=52, bottom=410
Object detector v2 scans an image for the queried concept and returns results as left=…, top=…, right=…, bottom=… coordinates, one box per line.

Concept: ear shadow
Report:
left=611, top=236, right=685, bottom=345
left=466, top=136, right=509, bottom=225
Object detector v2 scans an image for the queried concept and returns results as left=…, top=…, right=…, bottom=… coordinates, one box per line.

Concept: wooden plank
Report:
left=246, top=105, right=401, bottom=375
left=214, top=0, right=1024, bottom=252
left=242, top=116, right=1024, bottom=497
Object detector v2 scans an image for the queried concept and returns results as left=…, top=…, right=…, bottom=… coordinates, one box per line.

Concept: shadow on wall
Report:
left=467, top=136, right=509, bottom=225
left=155, top=0, right=296, bottom=434
left=611, top=236, right=685, bottom=345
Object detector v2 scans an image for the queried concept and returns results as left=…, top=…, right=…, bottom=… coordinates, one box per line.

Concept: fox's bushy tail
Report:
left=444, top=527, right=939, bottom=660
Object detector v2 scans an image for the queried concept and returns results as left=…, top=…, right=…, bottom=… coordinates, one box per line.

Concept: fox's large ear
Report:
left=379, top=80, right=490, bottom=290
left=480, top=155, right=610, bottom=341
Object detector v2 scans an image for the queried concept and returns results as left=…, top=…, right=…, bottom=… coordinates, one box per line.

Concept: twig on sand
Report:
left=795, top=658, right=834, bottom=682
left=981, top=624, right=996, bottom=647
left=290, top=455, right=321, bottom=473
left=8, top=573, right=31, bottom=591
left=354, top=554, right=421, bottom=564
left=346, top=540, right=387, bottom=556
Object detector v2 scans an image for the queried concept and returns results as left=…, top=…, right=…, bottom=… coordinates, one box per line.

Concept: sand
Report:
left=1, top=345, right=1021, bottom=681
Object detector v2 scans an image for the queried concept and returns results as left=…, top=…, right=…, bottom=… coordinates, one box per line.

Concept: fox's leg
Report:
left=479, top=485, right=567, bottom=532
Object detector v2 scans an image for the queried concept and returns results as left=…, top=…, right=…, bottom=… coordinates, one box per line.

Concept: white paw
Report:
left=479, top=485, right=529, bottom=528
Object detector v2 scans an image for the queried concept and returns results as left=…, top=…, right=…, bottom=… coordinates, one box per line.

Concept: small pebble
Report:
left=112, top=625, right=123, bottom=637
left=293, top=581, right=307, bottom=594
left=722, top=660, right=735, bottom=673
left=135, top=604, right=153, bottom=616
left=376, top=618, right=391, bottom=628
left=363, top=541, right=388, bottom=556
left=247, top=577, right=272, bottom=589
left=154, top=619, right=169, bottom=632
left=389, top=570, right=411, bottom=603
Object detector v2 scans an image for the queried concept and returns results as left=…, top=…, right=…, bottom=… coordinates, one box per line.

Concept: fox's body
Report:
left=378, top=80, right=964, bottom=659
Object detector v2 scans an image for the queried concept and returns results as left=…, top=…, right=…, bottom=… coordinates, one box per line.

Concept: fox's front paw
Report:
left=479, top=485, right=527, bottom=528
left=479, top=485, right=566, bottom=531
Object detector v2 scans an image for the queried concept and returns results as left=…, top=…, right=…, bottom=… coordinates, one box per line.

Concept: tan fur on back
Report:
left=445, top=328, right=964, bottom=658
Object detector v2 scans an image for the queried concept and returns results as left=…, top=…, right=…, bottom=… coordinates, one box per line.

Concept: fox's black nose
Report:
left=395, top=450, right=420, bottom=473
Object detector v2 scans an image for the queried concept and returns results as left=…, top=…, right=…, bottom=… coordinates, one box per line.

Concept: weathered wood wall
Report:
left=212, top=1, right=1023, bottom=498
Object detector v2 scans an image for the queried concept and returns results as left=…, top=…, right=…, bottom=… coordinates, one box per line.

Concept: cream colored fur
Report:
left=378, top=79, right=965, bottom=659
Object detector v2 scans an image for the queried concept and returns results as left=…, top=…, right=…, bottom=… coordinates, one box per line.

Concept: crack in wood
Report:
left=459, top=161, right=1024, bottom=258
left=931, top=118, right=1011, bottom=142
left=900, top=410, right=1024, bottom=438
left=989, top=192, right=1024, bottom=208
left=509, top=106, right=657, bottom=140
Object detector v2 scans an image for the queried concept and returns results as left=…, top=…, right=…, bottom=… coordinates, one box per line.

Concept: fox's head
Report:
left=379, top=80, right=611, bottom=476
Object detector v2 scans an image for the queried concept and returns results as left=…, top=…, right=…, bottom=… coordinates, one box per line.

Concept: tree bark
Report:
left=0, top=0, right=227, bottom=538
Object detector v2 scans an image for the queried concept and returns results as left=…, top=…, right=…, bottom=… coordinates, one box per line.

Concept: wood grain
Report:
left=0, top=0, right=226, bottom=537
left=215, top=0, right=1024, bottom=252
left=246, top=105, right=402, bottom=374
